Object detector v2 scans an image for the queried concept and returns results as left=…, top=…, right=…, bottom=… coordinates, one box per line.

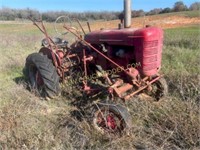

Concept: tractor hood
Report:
left=84, top=27, right=162, bottom=46
left=84, top=28, right=136, bottom=46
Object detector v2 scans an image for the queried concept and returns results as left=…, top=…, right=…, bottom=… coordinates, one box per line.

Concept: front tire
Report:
left=147, top=77, right=168, bottom=101
left=24, top=53, right=60, bottom=99
left=92, top=103, right=132, bottom=137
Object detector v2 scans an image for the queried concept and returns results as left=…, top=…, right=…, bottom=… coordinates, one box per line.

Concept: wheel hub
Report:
left=106, top=115, right=117, bottom=130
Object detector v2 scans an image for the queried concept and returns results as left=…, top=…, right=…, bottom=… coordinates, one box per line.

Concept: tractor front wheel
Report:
left=24, top=53, right=60, bottom=99
left=148, top=77, right=168, bottom=101
left=92, top=103, right=132, bottom=137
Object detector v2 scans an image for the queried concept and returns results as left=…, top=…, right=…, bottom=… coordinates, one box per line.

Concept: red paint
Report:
left=107, top=115, right=116, bottom=130
left=56, top=50, right=64, bottom=59
left=36, top=71, right=44, bottom=86
left=84, top=26, right=163, bottom=76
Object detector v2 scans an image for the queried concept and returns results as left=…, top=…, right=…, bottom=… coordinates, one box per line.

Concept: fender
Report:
left=39, top=47, right=62, bottom=67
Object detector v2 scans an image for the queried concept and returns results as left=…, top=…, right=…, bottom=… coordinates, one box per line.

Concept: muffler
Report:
left=124, top=0, right=132, bottom=28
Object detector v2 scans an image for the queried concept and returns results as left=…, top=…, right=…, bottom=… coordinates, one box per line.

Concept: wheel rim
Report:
left=36, top=71, right=44, bottom=87
left=93, top=107, right=126, bottom=135
left=29, top=65, right=45, bottom=94
left=148, top=80, right=165, bottom=101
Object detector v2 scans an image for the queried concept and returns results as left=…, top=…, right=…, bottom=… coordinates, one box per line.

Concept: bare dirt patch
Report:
left=90, top=15, right=200, bottom=30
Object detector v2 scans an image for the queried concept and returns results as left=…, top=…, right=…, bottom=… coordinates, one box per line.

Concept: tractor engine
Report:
left=84, top=27, right=163, bottom=78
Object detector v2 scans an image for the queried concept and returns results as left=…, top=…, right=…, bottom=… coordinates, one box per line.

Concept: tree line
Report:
left=0, top=1, right=199, bottom=22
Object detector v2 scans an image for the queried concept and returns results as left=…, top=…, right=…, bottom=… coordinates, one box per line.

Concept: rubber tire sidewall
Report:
left=92, top=103, right=132, bottom=137
left=25, top=52, right=60, bottom=98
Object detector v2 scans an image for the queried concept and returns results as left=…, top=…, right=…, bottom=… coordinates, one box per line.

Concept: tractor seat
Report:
left=42, top=37, right=68, bottom=48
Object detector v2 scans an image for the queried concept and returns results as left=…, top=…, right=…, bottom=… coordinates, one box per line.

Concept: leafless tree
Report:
left=189, top=2, right=200, bottom=10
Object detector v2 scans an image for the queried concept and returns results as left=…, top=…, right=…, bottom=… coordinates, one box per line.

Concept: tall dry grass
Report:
left=0, top=21, right=199, bottom=149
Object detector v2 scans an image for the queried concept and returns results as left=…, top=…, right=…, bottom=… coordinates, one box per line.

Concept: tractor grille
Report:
left=143, top=48, right=158, bottom=55
left=143, top=63, right=157, bottom=71
left=143, top=40, right=159, bottom=71
left=143, top=55, right=157, bottom=63
left=144, top=40, right=158, bottom=48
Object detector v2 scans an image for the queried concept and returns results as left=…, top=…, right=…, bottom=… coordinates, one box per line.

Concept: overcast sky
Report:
left=0, top=0, right=197, bottom=12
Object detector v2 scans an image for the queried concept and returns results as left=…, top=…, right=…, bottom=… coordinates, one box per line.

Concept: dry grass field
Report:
left=0, top=11, right=199, bottom=149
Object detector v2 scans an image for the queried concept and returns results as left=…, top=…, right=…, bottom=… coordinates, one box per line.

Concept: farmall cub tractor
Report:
left=24, top=0, right=168, bottom=136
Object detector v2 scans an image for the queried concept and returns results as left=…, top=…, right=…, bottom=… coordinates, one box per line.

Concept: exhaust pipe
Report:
left=124, top=0, right=132, bottom=28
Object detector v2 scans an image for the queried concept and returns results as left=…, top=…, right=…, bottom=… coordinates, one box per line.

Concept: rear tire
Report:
left=24, top=53, right=61, bottom=99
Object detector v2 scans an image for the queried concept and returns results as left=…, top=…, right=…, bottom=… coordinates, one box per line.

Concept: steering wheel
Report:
left=54, top=16, right=73, bottom=36
left=54, top=16, right=81, bottom=39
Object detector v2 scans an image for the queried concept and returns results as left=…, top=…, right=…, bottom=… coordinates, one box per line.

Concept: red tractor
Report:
left=24, top=0, right=168, bottom=136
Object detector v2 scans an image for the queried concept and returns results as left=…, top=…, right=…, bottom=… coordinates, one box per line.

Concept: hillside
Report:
left=89, top=11, right=200, bottom=30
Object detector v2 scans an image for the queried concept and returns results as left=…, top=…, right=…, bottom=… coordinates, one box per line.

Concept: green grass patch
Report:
left=164, top=25, right=200, bottom=50
left=162, top=25, right=200, bottom=99
left=151, top=10, right=200, bottom=18
left=181, top=10, right=200, bottom=18
left=163, top=25, right=200, bottom=73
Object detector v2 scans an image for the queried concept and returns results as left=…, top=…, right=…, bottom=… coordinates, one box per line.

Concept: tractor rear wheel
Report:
left=24, top=53, right=61, bottom=99
left=92, top=103, right=132, bottom=137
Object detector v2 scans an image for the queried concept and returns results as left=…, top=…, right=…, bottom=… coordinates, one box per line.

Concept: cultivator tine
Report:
left=87, top=22, right=91, bottom=32
left=29, top=17, right=59, bottom=68
left=29, top=17, right=57, bottom=48
left=74, top=18, right=86, bottom=35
